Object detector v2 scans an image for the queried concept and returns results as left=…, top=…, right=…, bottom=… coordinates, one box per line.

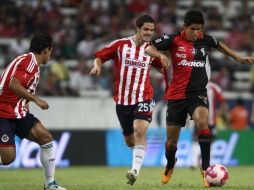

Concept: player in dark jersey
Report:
left=0, top=33, right=66, bottom=190
left=145, top=10, right=254, bottom=187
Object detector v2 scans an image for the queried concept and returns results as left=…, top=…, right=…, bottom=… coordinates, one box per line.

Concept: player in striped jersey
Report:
left=90, top=15, right=169, bottom=185
left=0, top=33, right=66, bottom=190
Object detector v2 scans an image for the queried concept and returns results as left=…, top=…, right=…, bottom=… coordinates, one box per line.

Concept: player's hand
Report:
left=159, top=54, right=170, bottom=68
left=90, top=66, right=102, bottom=76
left=34, top=98, right=49, bottom=110
left=238, top=56, right=254, bottom=65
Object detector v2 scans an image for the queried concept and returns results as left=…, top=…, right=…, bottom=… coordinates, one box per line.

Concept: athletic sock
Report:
left=40, top=141, right=55, bottom=185
left=165, top=142, right=177, bottom=169
left=198, top=129, right=211, bottom=170
left=0, top=155, right=2, bottom=164
left=131, top=145, right=146, bottom=174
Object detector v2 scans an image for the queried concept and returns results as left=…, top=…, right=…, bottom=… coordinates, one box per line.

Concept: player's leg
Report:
left=192, top=106, right=211, bottom=171
left=161, top=125, right=180, bottom=184
left=130, top=119, right=149, bottom=173
left=128, top=100, right=155, bottom=181
left=191, top=105, right=211, bottom=187
left=0, top=118, right=16, bottom=165
left=162, top=100, right=187, bottom=184
left=16, top=113, right=66, bottom=190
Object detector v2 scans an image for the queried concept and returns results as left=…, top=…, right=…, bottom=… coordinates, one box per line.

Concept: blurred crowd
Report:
left=0, top=0, right=254, bottom=128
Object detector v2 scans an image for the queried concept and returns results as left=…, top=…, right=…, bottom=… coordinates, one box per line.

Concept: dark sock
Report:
left=198, top=129, right=211, bottom=170
left=165, top=142, right=177, bottom=169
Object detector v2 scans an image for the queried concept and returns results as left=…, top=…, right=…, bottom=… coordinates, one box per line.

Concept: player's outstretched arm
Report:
left=145, top=45, right=170, bottom=68
left=218, top=42, right=254, bottom=65
left=90, top=58, right=103, bottom=76
left=9, top=77, right=49, bottom=110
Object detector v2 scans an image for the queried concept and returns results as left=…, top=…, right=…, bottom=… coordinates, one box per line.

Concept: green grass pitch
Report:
left=0, top=166, right=253, bottom=190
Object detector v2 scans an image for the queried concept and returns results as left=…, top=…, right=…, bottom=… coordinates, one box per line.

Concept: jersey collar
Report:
left=181, top=31, right=203, bottom=41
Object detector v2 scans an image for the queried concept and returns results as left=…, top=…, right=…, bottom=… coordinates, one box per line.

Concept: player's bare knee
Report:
left=195, top=118, right=208, bottom=130
left=134, top=128, right=146, bottom=139
left=0, top=154, right=16, bottom=165
left=166, top=140, right=177, bottom=150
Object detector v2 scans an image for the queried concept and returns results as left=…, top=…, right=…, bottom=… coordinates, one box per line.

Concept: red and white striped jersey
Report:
left=207, top=82, right=225, bottom=126
left=95, top=37, right=162, bottom=105
left=0, top=52, right=40, bottom=118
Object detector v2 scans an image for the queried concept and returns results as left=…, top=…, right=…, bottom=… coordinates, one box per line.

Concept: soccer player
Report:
left=145, top=10, right=254, bottom=187
left=0, top=33, right=66, bottom=190
left=90, top=15, right=168, bottom=185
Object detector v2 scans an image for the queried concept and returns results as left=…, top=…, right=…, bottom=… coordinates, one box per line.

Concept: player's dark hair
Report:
left=29, top=33, right=53, bottom=54
left=184, top=10, right=204, bottom=26
left=136, top=15, right=155, bottom=28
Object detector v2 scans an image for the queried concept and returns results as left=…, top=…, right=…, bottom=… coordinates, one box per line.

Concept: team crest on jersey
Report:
left=192, top=48, right=198, bottom=55
left=126, top=48, right=132, bottom=53
left=162, top=34, right=169, bottom=39
left=1, top=134, right=9, bottom=143
left=155, top=38, right=162, bottom=43
left=198, top=95, right=208, bottom=104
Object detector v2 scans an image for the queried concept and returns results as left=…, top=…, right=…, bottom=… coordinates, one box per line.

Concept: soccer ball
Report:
left=205, top=164, right=229, bottom=186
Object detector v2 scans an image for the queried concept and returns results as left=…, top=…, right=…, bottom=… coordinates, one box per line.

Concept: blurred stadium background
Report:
left=1, top=0, right=254, bottom=180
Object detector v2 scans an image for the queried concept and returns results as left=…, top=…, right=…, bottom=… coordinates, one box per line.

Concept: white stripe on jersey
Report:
left=27, top=59, right=35, bottom=73
left=117, top=44, right=128, bottom=104
left=14, top=98, right=26, bottom=118
left=0, top=55, right=27, bottom=87
left=205, top=55, right=211, bottom=80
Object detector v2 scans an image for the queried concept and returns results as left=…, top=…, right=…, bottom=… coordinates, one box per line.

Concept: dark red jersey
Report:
left=152, top=31, right=219, bottom=100
left=96, top=37, right=162, bottom=105
left=0, top=53, right=40, bottom=118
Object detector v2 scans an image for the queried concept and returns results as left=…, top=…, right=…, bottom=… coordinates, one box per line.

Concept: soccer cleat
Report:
left=200, top=169, right=210, bottom=188
left=126, top=169, right=138, bottom=185
left=44, top=181, right=67, bottom=190
left=161, top=158, right=177, bottom=184
left=161, top=167, right=174, bottom=184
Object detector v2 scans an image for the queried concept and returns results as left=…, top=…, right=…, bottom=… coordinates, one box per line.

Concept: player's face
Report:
left=138, top=22, right=155, bottom=42
left=184, top=24, right=203, bottom=41
left=42, top=47, right=52, bottom=65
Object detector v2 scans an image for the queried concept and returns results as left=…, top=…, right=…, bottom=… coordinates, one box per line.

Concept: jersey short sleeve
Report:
left=151, top=34, right=176, bottom=51
left=95, top=39, right=119, bottom=63
left=13, top=54, right=35, bottom=87
left=205, top=35, right=219, bottom=49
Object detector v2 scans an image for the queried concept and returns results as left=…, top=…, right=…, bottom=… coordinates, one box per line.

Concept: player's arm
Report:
left=9, top=77, right=49, bottom=110
left=146, top=45, right=169, bottom=69
left=90, top=40, right=119, bottom=76
left=90, top=57, right=103, bottom=76
left=218, top=42, right=254, bottom=64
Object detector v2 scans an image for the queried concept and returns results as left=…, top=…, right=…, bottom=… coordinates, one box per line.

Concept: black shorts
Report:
left=116, top=100, right=155, bottom=136
left=0, top=113, right=39, bottom=146
left=166, top=96, right=209, bottom=127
